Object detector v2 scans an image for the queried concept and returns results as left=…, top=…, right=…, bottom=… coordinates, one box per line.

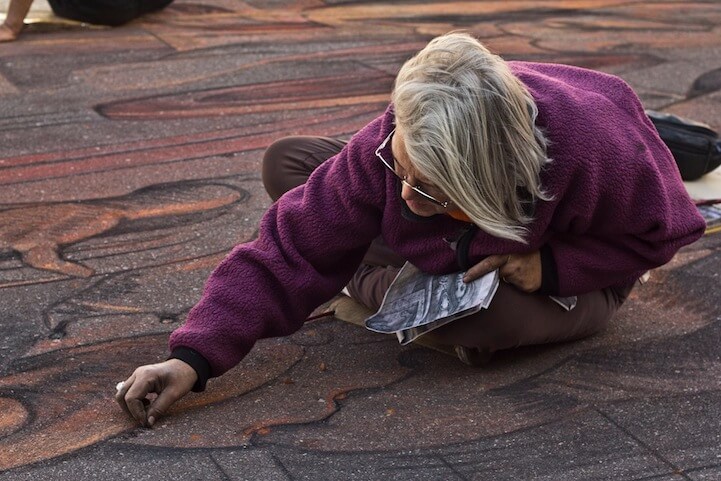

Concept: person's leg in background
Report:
left=1, top=0, right=34, bottom=41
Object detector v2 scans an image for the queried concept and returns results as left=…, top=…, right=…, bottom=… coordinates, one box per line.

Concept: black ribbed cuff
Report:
left=169, top=347, right=211, bottom=392
left=538, top=244, right=559, bottom=295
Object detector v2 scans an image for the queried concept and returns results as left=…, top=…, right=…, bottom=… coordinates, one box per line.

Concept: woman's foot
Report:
left=454, top=346, right=493, bottom=366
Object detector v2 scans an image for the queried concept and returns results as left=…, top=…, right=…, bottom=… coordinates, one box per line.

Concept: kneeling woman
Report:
left=117, top=32, right=706, bottom=427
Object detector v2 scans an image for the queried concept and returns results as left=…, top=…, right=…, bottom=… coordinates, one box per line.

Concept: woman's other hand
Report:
left=115, top=359, right=198, bottom=427
left=463, top=251, right=542, bottom=292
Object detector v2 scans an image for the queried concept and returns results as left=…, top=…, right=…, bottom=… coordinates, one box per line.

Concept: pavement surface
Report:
left=1, top=1, right=721, bottom=480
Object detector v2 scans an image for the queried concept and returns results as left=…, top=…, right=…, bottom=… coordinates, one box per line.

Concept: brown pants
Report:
left=262, top=136, right=632, bottom=354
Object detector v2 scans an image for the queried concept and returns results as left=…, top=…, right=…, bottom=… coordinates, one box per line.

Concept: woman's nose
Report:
left=400, top=180, right=420, bottom=202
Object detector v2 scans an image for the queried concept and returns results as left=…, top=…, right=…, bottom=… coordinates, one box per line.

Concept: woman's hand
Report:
left=115, top=359, right=198, bottom=427
left=0, top=24, right=19, bottom=43
left=463, top=251, right=542, bottom=293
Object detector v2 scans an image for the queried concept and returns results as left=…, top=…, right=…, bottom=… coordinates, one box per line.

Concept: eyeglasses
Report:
left=375, top=129, right=449, bottom=208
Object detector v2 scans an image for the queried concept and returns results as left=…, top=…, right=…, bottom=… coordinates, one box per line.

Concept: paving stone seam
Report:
left=267, top=452, right=295, bottom=481
left=595, top=408, right=693, bottom=481
left=436, top=454, right=471, bottom=481
left=208, top=452, right=235, bottom=481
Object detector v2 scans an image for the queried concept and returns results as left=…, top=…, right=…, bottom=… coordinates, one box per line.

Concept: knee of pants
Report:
left=261, top=137, right=298, bottom=201
left=478, top=307, right=613, bottom=352
left=431, top=313, right=520, bottom=352
left=433, top=299, right=613, bottom=353
left=464, top=318, right=525, bottom=353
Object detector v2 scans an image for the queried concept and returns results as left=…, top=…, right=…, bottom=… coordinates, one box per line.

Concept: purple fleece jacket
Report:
left=169, top=62, right=706, bottom=380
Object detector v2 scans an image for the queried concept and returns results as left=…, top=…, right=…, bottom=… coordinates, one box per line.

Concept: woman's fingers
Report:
left=123, top=370, right=158, bottom=427
left=115, top=359, right=198, bottom=427
left=463, top=251, right=542, bottom=292
left=463, top=254, right=508, bottom=283
left=114, top=373, right=136, bottom=416
left=114, top=365, right=162, bottom=427
left=146, top=387, right=183, bottom=427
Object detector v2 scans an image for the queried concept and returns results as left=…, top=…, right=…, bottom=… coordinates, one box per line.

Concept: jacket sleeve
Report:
left=511, top=62, right=707, bottom=296
left=168, top=116, right=390, bottom=378
left=542, top=131, right=706, bottom=296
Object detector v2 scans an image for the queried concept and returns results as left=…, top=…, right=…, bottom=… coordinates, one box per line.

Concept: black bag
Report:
left=646, top=110, right=721, bottom=181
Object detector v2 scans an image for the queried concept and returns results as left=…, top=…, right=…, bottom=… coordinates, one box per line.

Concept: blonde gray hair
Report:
left=391, top=32, right=551, bottom=243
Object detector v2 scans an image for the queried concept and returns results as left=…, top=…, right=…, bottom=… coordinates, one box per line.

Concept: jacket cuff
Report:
left=538, top=244, right=559, bottom=295
left=169, top=347, right=211, bottom=392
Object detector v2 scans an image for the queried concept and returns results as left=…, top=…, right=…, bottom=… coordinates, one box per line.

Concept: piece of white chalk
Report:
left=116, top=381, right=125, bottom=392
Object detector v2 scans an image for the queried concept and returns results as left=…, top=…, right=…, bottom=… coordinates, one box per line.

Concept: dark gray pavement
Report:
left=1, top=1, right=721, bottom=479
